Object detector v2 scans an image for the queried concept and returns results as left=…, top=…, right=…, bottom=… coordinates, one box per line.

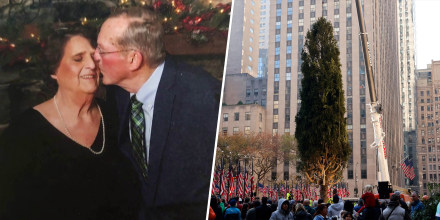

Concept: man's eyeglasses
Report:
left=96, top=47, right=134, bottom=55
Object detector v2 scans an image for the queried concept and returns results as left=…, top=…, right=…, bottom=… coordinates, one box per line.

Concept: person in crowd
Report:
left=313, top=204, right=328, bottom=220
left=353, top=199, right=364, bottom=213
left=343, top=200, right=354, bottom=216
left=211, top=196, right=224, bottom=220
left=355, top=185, right=377, bottom=219
left=436, top=200, right=440, bottom=220
left=242, top=198, right=251, bottom=219
left=221, top=199, right=227, bottom=214
left=294, top=203, right=313, bottom=220
left=0, top=30, right=141, bottom=219
left=304, top=199, right=316, bottom=215
left=225, top=199, right=241, bottom=220
left=271, top=200, right=279, bottom=213
left=95, top=7, right=221, bottom=219
left=235, top=197, right=244, bottom=211
left=381, top=194, right=408, bottom=220
left=269, top=198, right=294, bottom=220
left=247, top=201, right=262, bottom=220
left=410, top=192, right=425, bottom=219
left=327, top=195, right=344, bottom=218
left=209, top=206, right=217, bottom=220
left=256, top=197, right=273, bottom=220
left=393, top=191, right=410, bottom=218
left=341, top=211, right=353, bottom=220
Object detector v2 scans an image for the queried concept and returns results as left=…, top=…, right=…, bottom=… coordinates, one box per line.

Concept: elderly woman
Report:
left=0, top=30, right=141, bottom=219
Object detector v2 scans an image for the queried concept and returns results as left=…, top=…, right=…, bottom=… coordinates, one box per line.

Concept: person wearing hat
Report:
left=393, top=191, right=410, bottom=218
left=381, top=194, right=408, bottom=220
left=225, top=199, right=242, bottom=220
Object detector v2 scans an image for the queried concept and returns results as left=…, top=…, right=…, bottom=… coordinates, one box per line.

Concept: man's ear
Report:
left=50, top=74, right=57, bottom=80
left=128, top=50, right=143, bottom=71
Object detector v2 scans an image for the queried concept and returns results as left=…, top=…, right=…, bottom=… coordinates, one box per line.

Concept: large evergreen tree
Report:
left=295, top=17, right=350, bottom=202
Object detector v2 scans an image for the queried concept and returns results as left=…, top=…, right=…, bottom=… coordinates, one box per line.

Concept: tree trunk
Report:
left=320, top=184, right=328, bottom=203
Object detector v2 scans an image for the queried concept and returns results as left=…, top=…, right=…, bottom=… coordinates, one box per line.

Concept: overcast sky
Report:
left=414, top=0, right=440, bottom=69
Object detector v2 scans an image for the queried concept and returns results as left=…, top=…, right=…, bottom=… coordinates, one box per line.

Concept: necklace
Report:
left=53, top=94, right=105, bottom=155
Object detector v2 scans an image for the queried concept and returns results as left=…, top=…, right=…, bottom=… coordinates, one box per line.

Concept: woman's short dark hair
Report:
left=43, top=26, right=96, bottom=75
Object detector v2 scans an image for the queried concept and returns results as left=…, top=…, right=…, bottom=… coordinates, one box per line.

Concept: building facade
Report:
left=265, top=0, right=404, bottom=195
left=226, top=0, right=261, bottom=76
left=220, top=104, right=267, bottom=136
left=223, top=73, right=268, bottom=106
left=416, top=61, right=440, bottom=195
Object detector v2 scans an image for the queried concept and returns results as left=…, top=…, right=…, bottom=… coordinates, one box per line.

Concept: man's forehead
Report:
left=99, top=17, right=128, bottom=45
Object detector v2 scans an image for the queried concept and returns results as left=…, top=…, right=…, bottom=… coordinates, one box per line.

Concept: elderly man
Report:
left=94, top=7, right=221, bottom=219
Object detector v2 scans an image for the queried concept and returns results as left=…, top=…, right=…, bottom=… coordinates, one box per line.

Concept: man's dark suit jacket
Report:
left=107, top=56, right=221, bottom=219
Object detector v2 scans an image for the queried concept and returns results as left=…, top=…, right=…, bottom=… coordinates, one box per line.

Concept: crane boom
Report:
left=354, top=0, right=390, bottom=182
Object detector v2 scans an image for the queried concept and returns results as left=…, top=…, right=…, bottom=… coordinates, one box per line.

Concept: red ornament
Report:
left=153, top=1, right=163, bottom=10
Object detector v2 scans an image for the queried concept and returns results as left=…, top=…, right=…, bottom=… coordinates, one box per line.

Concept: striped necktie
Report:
left=130, top=95, right=148, bottom=180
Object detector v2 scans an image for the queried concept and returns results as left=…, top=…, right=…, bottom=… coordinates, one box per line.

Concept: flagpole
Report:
left=244, top=158, right=247, bottom=198
left=221, top=156, right=225, bottom=199
left=236, top=159, right=239, bottom=198
left=251, top=157, right=254, bottom=199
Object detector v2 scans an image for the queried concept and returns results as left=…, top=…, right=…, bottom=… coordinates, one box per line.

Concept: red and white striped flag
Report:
left=401, top=158, right=415, bottom=180
left=228, top=167, right=235, bottom=199
left=238, top=172, right=243, bottom=197
left=220, top=169, right=227, bottom=198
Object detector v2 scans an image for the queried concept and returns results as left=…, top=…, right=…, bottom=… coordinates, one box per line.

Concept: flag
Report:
left=238, top=163, right=244, bottom=197
left=211, top=175, right=216, bottom=196
left=250, top=175, right=255, bottom=194
left=228, top=165, right=235, bottom=198
left=401, top=158, right=415, bottom=180
left=220, top=163, right=227, bottom=198
left=280, top=184, right=285, bottom=197
left=244, top=173, right=250, bottom=197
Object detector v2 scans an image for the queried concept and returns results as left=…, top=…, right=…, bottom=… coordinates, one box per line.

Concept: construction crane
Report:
left=354, top=0, right=391, bottom=185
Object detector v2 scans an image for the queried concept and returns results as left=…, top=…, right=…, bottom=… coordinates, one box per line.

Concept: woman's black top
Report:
left=0, top=102, right=141, bottom=219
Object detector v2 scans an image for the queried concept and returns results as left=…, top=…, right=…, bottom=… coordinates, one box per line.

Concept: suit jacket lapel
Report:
left=114, top=87, right=130, bottom=143
left=148, top=57, right=177, bottom=204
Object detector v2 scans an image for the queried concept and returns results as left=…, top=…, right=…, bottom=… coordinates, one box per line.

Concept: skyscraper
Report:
left=398, top=0, right=418, bottom=189
left=226, top=0, right=261, bottom=77
left=416, top=61, right=440, bottom=195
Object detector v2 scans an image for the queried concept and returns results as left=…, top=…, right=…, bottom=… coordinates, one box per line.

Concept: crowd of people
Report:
left=209, top=185, right=426, bottom=220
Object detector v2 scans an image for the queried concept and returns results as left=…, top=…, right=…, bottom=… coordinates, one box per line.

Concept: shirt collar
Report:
left=131, top=61, right=165, bottom=110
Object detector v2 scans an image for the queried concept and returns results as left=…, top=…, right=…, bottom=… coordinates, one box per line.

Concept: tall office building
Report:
left=226, top=0, right=261, bottom=76
left=398, top=0, right=416, bottom=131
left=397, top=0, right=418, bottom=188
left=265, top=0, right=404, bottom=194
left=416, top=61, right=440, bottom=195
left=258, top=0, right=271, bottom=78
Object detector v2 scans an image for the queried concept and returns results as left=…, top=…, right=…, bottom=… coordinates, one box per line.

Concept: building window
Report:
left=246, top=89, right=251, bottom=97
left=254, top=89, right=259, bottom=96
left=223, top=113, right=228, bottom=121
left=222, top=127, right=228, bottom=136
left=348, top=170, right=353, bottom=179
left=245, top=112, right=251, bottom=120
left=259, top=113, right=263, bottom=122
left=234, top=112, right=239, bottom=121
left=361, top=170, right=367, bottom=179
left=245, top=126, right=251, bottom=135
left=233, top=127, right=239, bottom=135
